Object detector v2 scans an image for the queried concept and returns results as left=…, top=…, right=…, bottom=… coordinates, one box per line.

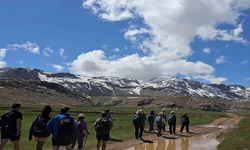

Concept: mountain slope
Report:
left=0, top=67, right=249, bottom=100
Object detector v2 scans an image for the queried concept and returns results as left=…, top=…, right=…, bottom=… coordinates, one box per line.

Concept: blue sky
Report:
left=0, top=0, right=250, bottom=86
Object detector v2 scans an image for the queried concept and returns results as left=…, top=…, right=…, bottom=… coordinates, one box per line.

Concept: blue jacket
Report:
left=46, top=112, right=75, bottom=139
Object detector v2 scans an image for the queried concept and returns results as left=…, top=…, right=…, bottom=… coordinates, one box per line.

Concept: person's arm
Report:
left=16, top=118, right=22, bottom=136
left=28, top=118, right=36, bottom=141
left=46, top=118, right=53, bottom=133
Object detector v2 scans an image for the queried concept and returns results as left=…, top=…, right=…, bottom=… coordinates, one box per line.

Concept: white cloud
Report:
left=0, top=48, right=7, bottom=60
left=242, top=60, right=248, bottom=65
left=58, top=48, right=66, bottom=59
left=51, top=64, right=64, bottom=72
left=43, top=47, right=54, bottom=57
left=203, top=48, right=211, bottom=54
left=80, top=0, right=250, bottom=83
left=112, top=48, right=121, bottom=52
left=216, top=56, right=231, bottom=64
left=7, top=41, right=40, bottom=54
left=0, top=61, right=6, bottom=68
left=70, top=50, right=223, bottom=82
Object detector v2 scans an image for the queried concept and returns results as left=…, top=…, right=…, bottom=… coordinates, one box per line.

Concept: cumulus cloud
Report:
left=7, top=41, right=40, bottom=54
left=216, top=56, right=231, bottom=64
left=0, top=49, right=7, bottom=60
left=203, top=48, right=211, bottom=54
left=0, top=49, right=7, bottom=68
left=43, top=47, right=54, bottom=57
left=51, top=64, right=64, bottom=72
left=78, top=0, right=250, bottom=83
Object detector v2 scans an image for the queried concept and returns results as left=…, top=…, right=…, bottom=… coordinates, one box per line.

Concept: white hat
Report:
left=78, top=113, right=85, bottom=118
left=171, top=111, right=174, bottom=114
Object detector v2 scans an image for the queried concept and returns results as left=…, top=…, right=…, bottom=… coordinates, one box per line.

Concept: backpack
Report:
left=147, top=115, right=154, bottom=122
left=0, top=111, right=15, bottom=133
left=57, top=116, right=75, bottom=144
left=155, top=116, right=163, bottom=125
left=133, top=114, right=141, bottom=125
left=33, top=116, right=46, bottom=132
left=94, top=118, right=110, bottom=134
left=181, top=117, right=187, bottom=123
left=168, top=115, right=174, bottom=124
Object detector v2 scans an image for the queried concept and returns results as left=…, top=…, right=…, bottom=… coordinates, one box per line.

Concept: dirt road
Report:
left=104, top=113, right=243, bottom=150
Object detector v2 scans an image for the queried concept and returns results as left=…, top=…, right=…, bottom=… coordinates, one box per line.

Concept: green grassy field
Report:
left=218, top=112, right=250, bottom=150
left=0, top=107, right=226, bottom=150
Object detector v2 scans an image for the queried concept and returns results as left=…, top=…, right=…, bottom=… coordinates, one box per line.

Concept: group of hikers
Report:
left=0, top=104, right=113, bottom=150
left=133, top=109, right=189, bottom=139
left=0, top=104, right=190, bottom=150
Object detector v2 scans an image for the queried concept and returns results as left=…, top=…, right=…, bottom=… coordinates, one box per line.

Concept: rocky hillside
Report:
left=0, top=67, right=250, bottom=100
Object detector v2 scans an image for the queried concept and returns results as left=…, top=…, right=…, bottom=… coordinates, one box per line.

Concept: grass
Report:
left=218, top=112, right=250, bottom=150
left=0, top=107, right=226, bottom=150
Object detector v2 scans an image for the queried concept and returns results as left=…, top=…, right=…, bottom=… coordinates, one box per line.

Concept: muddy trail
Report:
left=104, top=113, right=243, bottom=150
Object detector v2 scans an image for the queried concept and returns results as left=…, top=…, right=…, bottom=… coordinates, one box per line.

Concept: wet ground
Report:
left=105, top=113, right=242, bottom=150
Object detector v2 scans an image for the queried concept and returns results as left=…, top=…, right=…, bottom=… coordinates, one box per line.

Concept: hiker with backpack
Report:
left=168, top=111, right=176, bottom=134
left=29, top=105, right=52, bottom=150
left=180, top=113, right=189, bottom=133
left=147, top=111, right=155, bottom=132
left=94, top=112, right=113, bottom=150
left=0, top=103, right=22, bottom=150
left=72, top=113, right=89, bottom=150
left=47, top=106, right=76, bottom=150
left=133, top=109, right=146, bottom=139
left=155, top=112, right=166, bottom=137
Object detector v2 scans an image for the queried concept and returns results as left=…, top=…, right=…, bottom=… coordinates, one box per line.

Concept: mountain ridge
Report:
left=0, top=67, right=249, bottom=100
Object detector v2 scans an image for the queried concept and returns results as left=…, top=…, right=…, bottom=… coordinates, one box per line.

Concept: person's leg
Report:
left=36, top=141, right=45, bottom=150
left=0, top=139, right=9, bottom=150
left=186, top=124, right=189, bottom=133
left=52, top=139, right=59, bottom=150
left=169, top=124, right=172, bottom=134
left=12, top=140, right=20, bottom=150
left=163, top=123, right=166, bottom=131
left=101, top=140, right=107, bottom=150
left=97, top=140, right=101, bottom=150
left=71, top=136, right=77, bottom=149
left=139, top=125, right=144, bottom=139
left=173, top=123, right=176, bottom=134
left=53, top=146, right=59, bottom=150
left=180, top=123, right=184, bottom=133
left=78, top=137, right=84, bottom=150
left=135, top=125, right=139, bottom=139
left=65, top=145, right=72, bottom=150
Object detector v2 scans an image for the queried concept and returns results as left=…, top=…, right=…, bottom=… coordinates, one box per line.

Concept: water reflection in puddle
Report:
left=125, top=134, right=220, bottom=150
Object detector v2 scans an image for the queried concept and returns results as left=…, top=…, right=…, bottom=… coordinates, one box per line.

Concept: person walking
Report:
left=155, top=112, right=165, bottom=137
left=180, top=113, right=190, bottom=133
left=72, top=113, right=89, bottom=150
left=0, top=103, right=22, bottom=150
left=29, top=105, right=52, bottom=150
left=133, top=109, right=146, bottom=139
left=47, top=106, right=75, bottom=150
left=168, top=111, right=176, bottom=134
left=162, top=110, right=167, bottom=131
left=147, top=111, right=155, bottom=132
left=94, top=112, right=113, bottom=150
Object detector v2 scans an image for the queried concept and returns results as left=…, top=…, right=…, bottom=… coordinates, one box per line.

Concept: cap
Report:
left=171, top=111, right=174, bottom=114
left=78, top=113, right=85, bottom=118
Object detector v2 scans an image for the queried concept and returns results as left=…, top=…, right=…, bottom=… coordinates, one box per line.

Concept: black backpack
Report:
left=0, top=111, right=15, bottom=132
left=94, top=118, right=110, bottom=134
left=33, top=116, right=46, bottom=132
left=57, top=116, right=75, bottom=144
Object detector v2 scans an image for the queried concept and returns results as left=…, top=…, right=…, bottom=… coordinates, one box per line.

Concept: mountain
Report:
left=0, top=67, right=250, bottom=100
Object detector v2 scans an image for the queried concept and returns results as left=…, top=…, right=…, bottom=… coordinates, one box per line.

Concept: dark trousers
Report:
left=168, top=123, right=176, bottom=134
left=163, top=123, right=166, bottom=131
left=148, top=121, right=154, bottom=131
left=180, top=123, right=189, bottom=133
left=72, top=136, right=84, bottom=149
left=134, top=124, right=144, bottom=138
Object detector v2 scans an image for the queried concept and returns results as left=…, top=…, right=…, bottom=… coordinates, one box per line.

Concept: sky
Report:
left=0, top=0, right=250, bottom=86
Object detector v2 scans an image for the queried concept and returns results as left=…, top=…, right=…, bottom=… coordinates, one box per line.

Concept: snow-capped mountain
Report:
left=0, top=67, right=250, bottom=100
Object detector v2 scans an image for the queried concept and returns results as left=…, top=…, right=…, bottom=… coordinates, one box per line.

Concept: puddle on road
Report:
left=125, top=134, right=220, bottom=150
